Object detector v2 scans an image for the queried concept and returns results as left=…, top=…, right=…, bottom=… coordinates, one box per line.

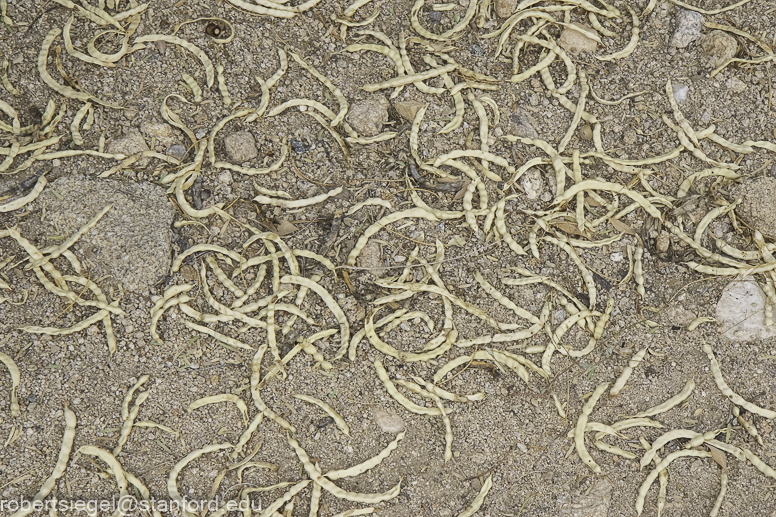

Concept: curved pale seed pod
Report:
left=0, top=175, right=46, bottom=213
left=326, top=431, right=405, bottom=480
left=703, top=344, right=776, bottom=419
left=633, top=379, right=695, bottom=418
left=135, top=35, right=215, bottom=87
left=168, top=443, right=232, bottom=513
left=574, top=382, right=609, bottom=474
left=294, top=394, right=350, bottom=436
left=288, top=433, right=400, bottom=503
left=636, top=450, right=711, bottom=515
left=9, top=408, right=75, bottom=517
left=0, top=352, right=20, bottom=417
left=456, top=474, right=493, bottom=517
left=188, top=394, right=249, bottom=427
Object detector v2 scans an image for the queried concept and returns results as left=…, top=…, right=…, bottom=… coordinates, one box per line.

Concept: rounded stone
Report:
left=558, top=23, right=599, bottom=55
left=374, top=410, right=405, bottom=433
left=716, top=278, right=775, bottom=341
left=108, top=128, right=150, bottom=167
left=347, top=97, right=389, bottom=137
left=223, top=131, right=258, bottom=163
left=700, top=30, right=738, bottom=68
left=494, top=0, right=517, bottom=18
left=35, top=176, right=175, bottom=294
left=140, top=120, right=180, bottom=148
left=670, top=9, right=703, bottom=48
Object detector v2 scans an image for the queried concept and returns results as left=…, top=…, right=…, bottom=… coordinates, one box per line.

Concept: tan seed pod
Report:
left=636, top=450, right=711, bottom=515
left=596, top=13, right=640, bottom=61
left=114, top=391, right=149, bottom=456
left=136, top=35, right=215, bottom=86
left=633, top=379, right=695, bottom=418
left=121, top=375, right=150, bottom=421
left=288, top=433, right=400, bottom=503
left=290, top=52, right=347, bottom=126
left=293, top=394, right=350, bottom=436
left=375, top=359, right=449, bottom=416
left=9, top=409, right=74, bottom=517
left=38, top=28, right=90, bottom=103
left=410, top=0, right=477, bottom=41
left=0, top=352, right=20, bottom=417
left=363, top=63, right=457, bottom=92
left=575, top=382, right=609, bottom=474
left=0, top=174, right=47, bottom=213
left=703, top=344, right=776, bottom=419
left=326, top=431, right=406, bottom=480
left=254, top=186, right=343, bottom=208
left=168, top=443, right=232, bottom=513
left=281, top=275, right=349, bottom=356
left=188, top=394, right=249, bottom=427
left=610, top=347, right=648, bottom=397
left=456, top=474, right=493, bottom=517
left=180, top=72, right=202, bottom=102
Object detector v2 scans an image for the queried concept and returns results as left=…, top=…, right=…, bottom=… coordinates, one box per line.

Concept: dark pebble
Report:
left=429, top=11, right=443, bottom=23
left=290, top=139, right=308, bottom=154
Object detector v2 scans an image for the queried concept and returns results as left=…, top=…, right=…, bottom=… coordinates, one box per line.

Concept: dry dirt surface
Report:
left=2, top=0, right=776, bottom=515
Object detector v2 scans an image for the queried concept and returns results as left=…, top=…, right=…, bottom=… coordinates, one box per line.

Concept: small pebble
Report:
left=673, top=83, right=689, bottom=103
left=290, top=139, right=308, bottom=154
left=166, top=144, right=186, bottom=158
left=108, top=128, right=150, bottom=167
left=428, top=11, right=443, bottom=23
left=521, top=168, right=543, bottom=200
left=579, top=124, right=593, bottom=140
left=394, top=100, right=426, bottom=123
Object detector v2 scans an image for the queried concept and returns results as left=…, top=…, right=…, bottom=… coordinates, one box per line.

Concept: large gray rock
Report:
left=37, top=176, right=175, bottom=294
left=715, top=278, right=775, bottom=341
left=347, top=97, right=389, bottom=137
left=732, top=177, right=776, bottom=238
left=670, top=9, right=703, bottom=48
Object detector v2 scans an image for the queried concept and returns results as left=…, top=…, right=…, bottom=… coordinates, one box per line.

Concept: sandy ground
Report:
left=2, top=0, right=776, bottom=515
